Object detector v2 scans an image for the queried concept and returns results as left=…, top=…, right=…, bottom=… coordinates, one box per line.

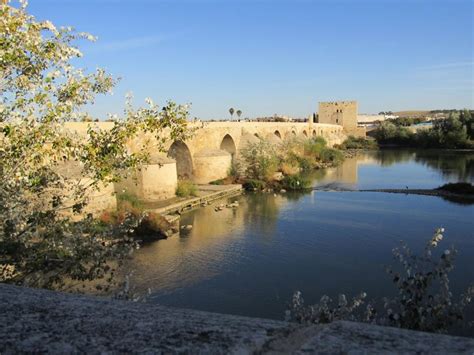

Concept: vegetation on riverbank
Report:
left=0, top=2, right=189, bottom=290
left=437, top=182, right=474, bottom=195
left=176, top=180, right=198, bottom=197
left=336, top=136, right=378, bottom=150
left=372, top=111, right=474, bottom=149
left=237, top=137, right=343, bottom=192
left=287, top=228, right=474, bottom=335
left=98, top=194, right=175, bottom=242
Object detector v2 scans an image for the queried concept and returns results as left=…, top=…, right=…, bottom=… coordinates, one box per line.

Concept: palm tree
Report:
left=229, top=107, right=235, bottom=120
left=236, top=109, right=242, bottom=120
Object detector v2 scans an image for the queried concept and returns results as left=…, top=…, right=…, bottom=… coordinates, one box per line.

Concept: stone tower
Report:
left=318, top=101, right=365, bottom=137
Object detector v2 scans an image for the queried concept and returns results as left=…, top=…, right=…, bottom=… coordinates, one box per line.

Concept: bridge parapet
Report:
left=63, top=121, right=346, bottom=201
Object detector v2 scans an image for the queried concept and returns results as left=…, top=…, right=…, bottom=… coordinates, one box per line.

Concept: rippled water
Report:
left=126, top=150, right=474, bottom=322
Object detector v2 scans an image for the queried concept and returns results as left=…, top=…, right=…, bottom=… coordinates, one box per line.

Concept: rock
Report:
left=280, top=189, right=287, bottom=193
left=185, top=225, right=193, bottom=230
left=1, top=284, right=473, bottom=354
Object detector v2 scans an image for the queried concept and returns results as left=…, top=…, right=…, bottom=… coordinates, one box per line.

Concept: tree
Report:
left=0, top=1, right=190, bottom=290
left=236, top=109, right=242, bottom=120
left=229, top=107, right=234, bottom=120
left=433, top=114, right=468, bottom=148
left=459, top=109, right=473, bottom=140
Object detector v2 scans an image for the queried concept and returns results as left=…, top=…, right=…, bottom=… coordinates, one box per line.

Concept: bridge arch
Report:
left=312, top=129, right=317, bottom=137
left=220, top=134, right=236, bottom=156
left=274, top=130, right=282, bottom=139
left=167, top=140, right=193, bottom=180
left=302, top=130, right=308, bottom=137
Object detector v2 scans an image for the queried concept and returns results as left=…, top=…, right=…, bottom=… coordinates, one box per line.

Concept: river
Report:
left=125, top=150, right=474, bottom=323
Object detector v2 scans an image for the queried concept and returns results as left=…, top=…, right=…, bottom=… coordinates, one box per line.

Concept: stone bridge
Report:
left=66, top=121, right=345, bottom=202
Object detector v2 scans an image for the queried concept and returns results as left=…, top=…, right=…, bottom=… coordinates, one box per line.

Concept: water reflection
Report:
left=124, top=150, right=474, bottom=323
left=414, top=150, right=474, bottom=181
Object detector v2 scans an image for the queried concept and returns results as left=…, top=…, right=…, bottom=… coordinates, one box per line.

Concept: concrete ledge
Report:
left=1, top=284, right=473, bottom=354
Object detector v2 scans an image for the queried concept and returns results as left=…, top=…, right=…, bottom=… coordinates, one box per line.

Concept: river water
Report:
left=127, top=150, right=474, bottom=322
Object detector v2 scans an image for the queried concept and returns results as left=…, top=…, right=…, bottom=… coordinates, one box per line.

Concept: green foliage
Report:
left=389, top=117, right=426, bottom=126
left=437, top=182, right=474, bottom=195
left=0, top=2, right=189, bottom=290
left=373, top=113, right=472, bottom=149
left=176, top=180, right=198, bottom=197
left=287, top=228, right=474, bottom=334
left=240, top=140, right=279, bottom=181
left=373, top=122, right=414, bottom=145
left=339, top=136, right=378, bottom=150
left=209, top=179, right=225, bottom=185
left=304, top=137, right=327, bottom=156
left=116, top=193, right=144, bottom=210
left=242, top=179, right=266, bottom=191
left=280, top=175, right=311, bottom=191
left=459, top=109, right=474, bottom=140
left=319, top=147, right=344, bottom=164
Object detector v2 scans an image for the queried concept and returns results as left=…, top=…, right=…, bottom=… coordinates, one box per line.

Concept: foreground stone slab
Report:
left=1, top=284, right=473, bottom=354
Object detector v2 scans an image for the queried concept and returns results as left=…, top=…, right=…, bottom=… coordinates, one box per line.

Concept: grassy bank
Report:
left=236, top=136, right=345, bottom=192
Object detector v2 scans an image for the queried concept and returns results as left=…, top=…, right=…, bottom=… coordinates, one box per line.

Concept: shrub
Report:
left=437, top=182, right=474, bottom=195
left=372, top=113, right=472, bottom=149
left=243, top=179, right=266, bottom=191
left=287, top=228, right=474, bottom=334
left=176, top=180, right=198, bottom=197
left=281, top=161, right=300, bottom=176
left=319, top=148, right=344, bottom=164
left=209, top=179, right=225, bottom=185
left=304, top=137, right=327, bottom=157
left=117, top=193, right=144, bottom=210
left=339, top=136, right=378, bottom=150
left=0, top=2, right=190, bottom=290
left=281, top=175, right=311, bottom=191
left=240, top=141, right=279, bottom=181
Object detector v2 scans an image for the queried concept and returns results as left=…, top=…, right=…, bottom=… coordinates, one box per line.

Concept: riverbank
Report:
left=1, top=284, right=473, bottom=353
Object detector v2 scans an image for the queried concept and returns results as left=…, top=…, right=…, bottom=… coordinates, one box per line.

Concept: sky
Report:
left=27, top=0, right=473, bottom=120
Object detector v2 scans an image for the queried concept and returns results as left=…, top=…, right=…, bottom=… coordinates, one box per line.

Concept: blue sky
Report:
left=28, top=0, right=473, bottom=119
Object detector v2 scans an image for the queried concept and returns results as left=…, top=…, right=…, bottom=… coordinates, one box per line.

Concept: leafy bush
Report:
left=117, top=193, right=144, bottom=210
left=240, top=141, right=279, bottom=181
left=243, top=179, right=266, bottom=191
left=176, top=180, right=198, bottom=197
left=437, top=182, right=474, bottom=195
left=304, top=137, right=327, bottom=157
left=373, top=113, right=472, bottom=149
left=339, top=136, right=378, bottom=150
left=280, top=161, right=300, bottom=176
left=373, top=122, right=414, bottom=145
left=319, top=148, right=344, bottom=164
left=287, top=228, right=474, bottom=334
left=295, top=156, right=314, bottom=172
left=281, top=175, right=311, bottom=191
left=0, top=2, right=190, bottom=290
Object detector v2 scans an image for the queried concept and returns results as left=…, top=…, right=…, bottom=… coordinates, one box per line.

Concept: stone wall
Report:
left=62, top=121, right=346, bottom=198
